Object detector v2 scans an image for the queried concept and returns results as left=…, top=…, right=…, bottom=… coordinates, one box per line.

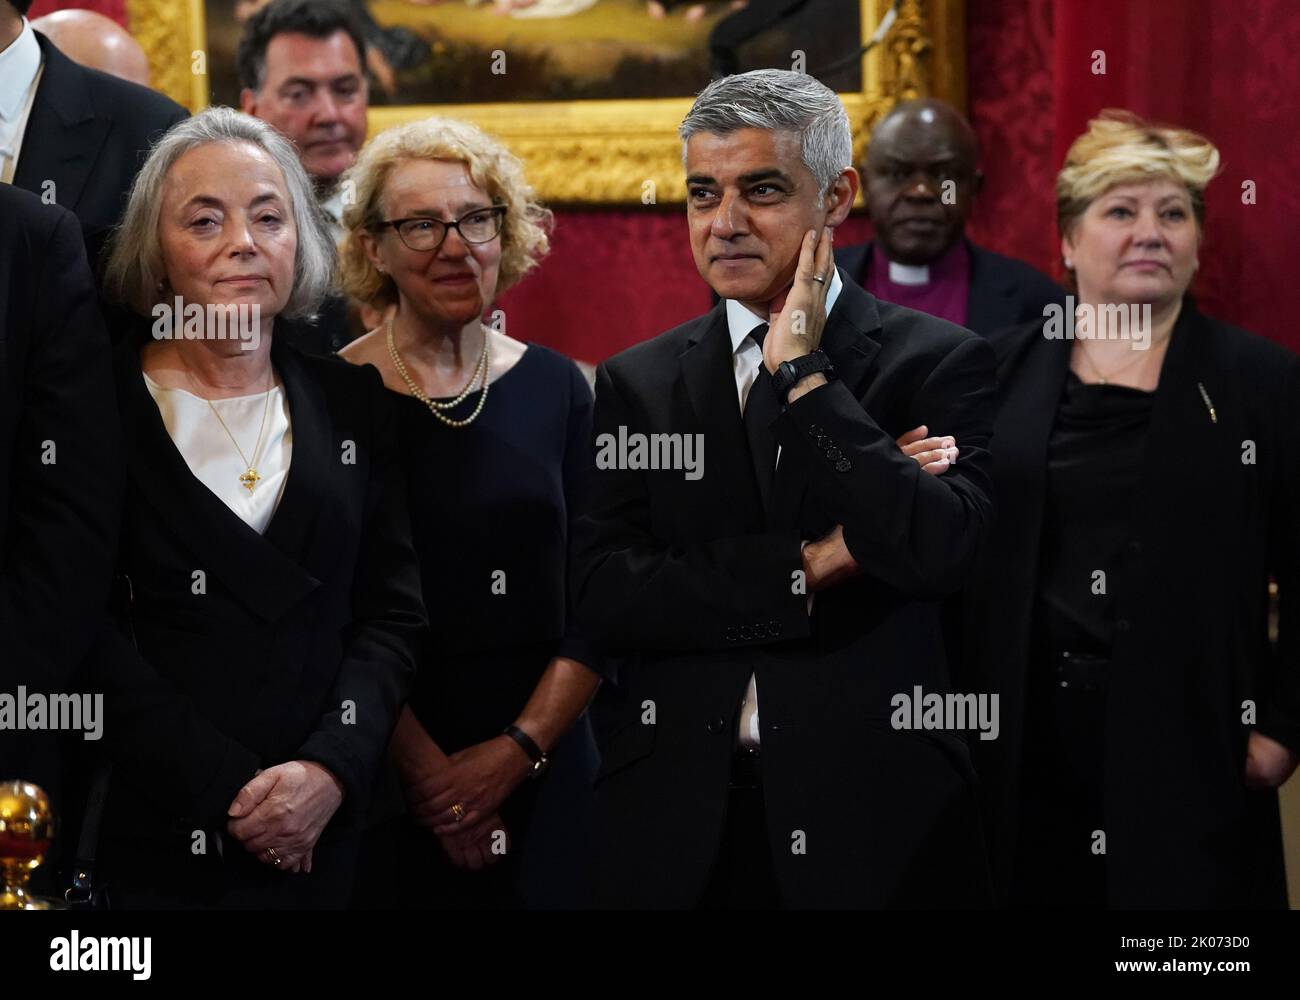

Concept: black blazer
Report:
left=86, top=331, right=425, bottom=904
left=13, top=33, right=187, bottom=273
left=0, top=185, right=122, bottom=806
left=572, top=270, right=998, bottom=908
left=834, top=238, right=1065, bottom=337
left=961, top=298, right=1300, bottom=907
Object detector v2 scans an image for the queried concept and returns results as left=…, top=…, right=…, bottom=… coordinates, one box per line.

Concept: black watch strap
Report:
left=503, top=724, right=549, bottom=777
left=771, top=350, right=836, bottom=403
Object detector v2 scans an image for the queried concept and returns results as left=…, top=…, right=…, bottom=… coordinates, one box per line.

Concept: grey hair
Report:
left=104, top=106, right=335, bottom=320
left=679, top=69, right=853, bottom=199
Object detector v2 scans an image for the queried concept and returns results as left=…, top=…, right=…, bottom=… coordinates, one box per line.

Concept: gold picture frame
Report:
left=126, top=0, right=965, bottom=205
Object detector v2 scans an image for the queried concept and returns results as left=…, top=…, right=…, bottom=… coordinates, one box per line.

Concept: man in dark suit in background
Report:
left=0, top=185, right=122, bottom=813
left=2, top=0, right=187, bottom=275
left=573, top=70, right=997, bottom=908
left=238, top=0, right=369, bottom=355
left=836, top=99, right=1063, bottom=337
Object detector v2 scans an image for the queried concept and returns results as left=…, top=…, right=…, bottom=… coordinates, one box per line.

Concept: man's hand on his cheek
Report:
left=765, top=226, right=834, bottom=372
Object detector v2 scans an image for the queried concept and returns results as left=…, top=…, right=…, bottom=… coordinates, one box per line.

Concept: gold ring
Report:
left=811, top=273, right=827, bottom=284
left=266, top=847, right=282, bottom=867
left=451, top=802, right=466, bottom=822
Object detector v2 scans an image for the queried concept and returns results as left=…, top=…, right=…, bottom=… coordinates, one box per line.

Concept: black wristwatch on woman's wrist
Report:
left=503, top=724, right=550, bottom=779
left=771, top=350, right=836, bottom=404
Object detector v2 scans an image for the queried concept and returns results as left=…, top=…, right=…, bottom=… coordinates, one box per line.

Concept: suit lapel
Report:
left=13, top=38, right=110, bottom=218
left=818, top=270, right=884, bottom=397
left=995, top=322, right=1072, bottom=557
left=261, top=342, right=334, bottom=561
left=679, top=303, right=766, bottom=531
left=1130, top=299, right=1230, bottom=536
left=116, top=338, right=320, bottom=623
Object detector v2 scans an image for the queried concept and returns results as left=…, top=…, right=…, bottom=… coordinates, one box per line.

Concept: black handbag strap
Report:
left=65, top=760, right=112, bottom=907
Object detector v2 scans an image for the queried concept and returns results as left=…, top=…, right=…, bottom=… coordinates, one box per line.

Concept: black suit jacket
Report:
left=961, top=299, right=1300, bottom=907
left=572, top=270, right=998, bottom=908
left=0, top=186, right=122, bottom=807
left=85, top=332, right=425, bottom=905
left=276, top=293, right=355, bottom=358
left=13, top=33, right=187, bottom=274
left=834, top=238, right=1065, bottom=338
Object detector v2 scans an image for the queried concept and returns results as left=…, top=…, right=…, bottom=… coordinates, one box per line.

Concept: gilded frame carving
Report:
left=127, top=0, right=965, bottom=205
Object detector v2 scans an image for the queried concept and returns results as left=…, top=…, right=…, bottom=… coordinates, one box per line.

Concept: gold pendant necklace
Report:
left=387, top=318, right=491, bottom=429
left=179, top=353, right=276, bottom=493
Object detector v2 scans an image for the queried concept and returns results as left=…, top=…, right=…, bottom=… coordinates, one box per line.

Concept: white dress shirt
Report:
left=144, top=373, right=294, bottom=535
left=726, top=268, right=844, bottom=747
left=319, top=187, right=346, bottom=246
left=0, top=19, right=43, bottom=185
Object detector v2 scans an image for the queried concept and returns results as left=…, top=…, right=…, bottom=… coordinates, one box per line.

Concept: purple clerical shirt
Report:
left=864, top=240, right=971, bottom=327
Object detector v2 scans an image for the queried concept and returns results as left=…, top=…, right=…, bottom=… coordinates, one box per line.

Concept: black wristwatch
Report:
left=503, top=724, right=549, bottom=779
left=771, top=351, right=836, bottom=404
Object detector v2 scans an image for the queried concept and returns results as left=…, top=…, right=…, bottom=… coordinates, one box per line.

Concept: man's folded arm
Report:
left=782, top=334, right=998, bottom=599
left=570, top=362, right=811, bottom=655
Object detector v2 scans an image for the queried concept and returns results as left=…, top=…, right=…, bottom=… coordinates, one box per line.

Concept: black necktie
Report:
left=742, top=323, right=778, bottom=518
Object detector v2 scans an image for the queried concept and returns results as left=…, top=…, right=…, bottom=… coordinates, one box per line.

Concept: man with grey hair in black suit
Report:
left=572, top=69, right=997, bottom=908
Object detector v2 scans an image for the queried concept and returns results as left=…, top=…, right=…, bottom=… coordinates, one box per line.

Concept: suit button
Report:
left=706, top=716, right=726, bottom=735
left=807, top=424, right=822, bottom=436
left=816, top=435, right=829, bottom=448
left=724, top=626, right=739, bottom=642
left=826, top=447, right=842, bottom=461
left=835, top=459, right=852, bottom=472
left=753, top=622, right=767, bottom=638
left=1116, top=618, right=1131, bottom=634
left=769, top=620, right=782, bottom=636
left=739, top=625, right=753, bottom=640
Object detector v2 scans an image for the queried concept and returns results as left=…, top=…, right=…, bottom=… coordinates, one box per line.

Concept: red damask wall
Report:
left=34, top=0, right=1300, bottom=360
left=29, top=0, right=122, bottom=21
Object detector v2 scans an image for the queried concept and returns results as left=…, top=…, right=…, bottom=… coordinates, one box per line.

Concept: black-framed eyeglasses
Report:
left=370, top=205, right=507, bottom=252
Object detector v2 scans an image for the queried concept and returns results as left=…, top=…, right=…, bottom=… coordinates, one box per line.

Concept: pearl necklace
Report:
left=386, top=318, right=491, bottom=429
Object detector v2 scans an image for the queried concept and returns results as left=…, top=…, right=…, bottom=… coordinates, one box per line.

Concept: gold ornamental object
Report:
left=0, top=780, right=61, bottom=910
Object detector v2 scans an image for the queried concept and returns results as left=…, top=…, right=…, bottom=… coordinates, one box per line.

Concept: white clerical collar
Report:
left=725, top=266, right=845, bottom=354
left=319, top=187, right=344, bottom=223
left=0, top=20, right=41, bottom=123
left=888, top=259, right=930, bottom=286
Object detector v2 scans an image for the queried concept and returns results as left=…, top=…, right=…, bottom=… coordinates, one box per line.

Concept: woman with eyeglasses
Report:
left=337, top=117, right=601, bottom=909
